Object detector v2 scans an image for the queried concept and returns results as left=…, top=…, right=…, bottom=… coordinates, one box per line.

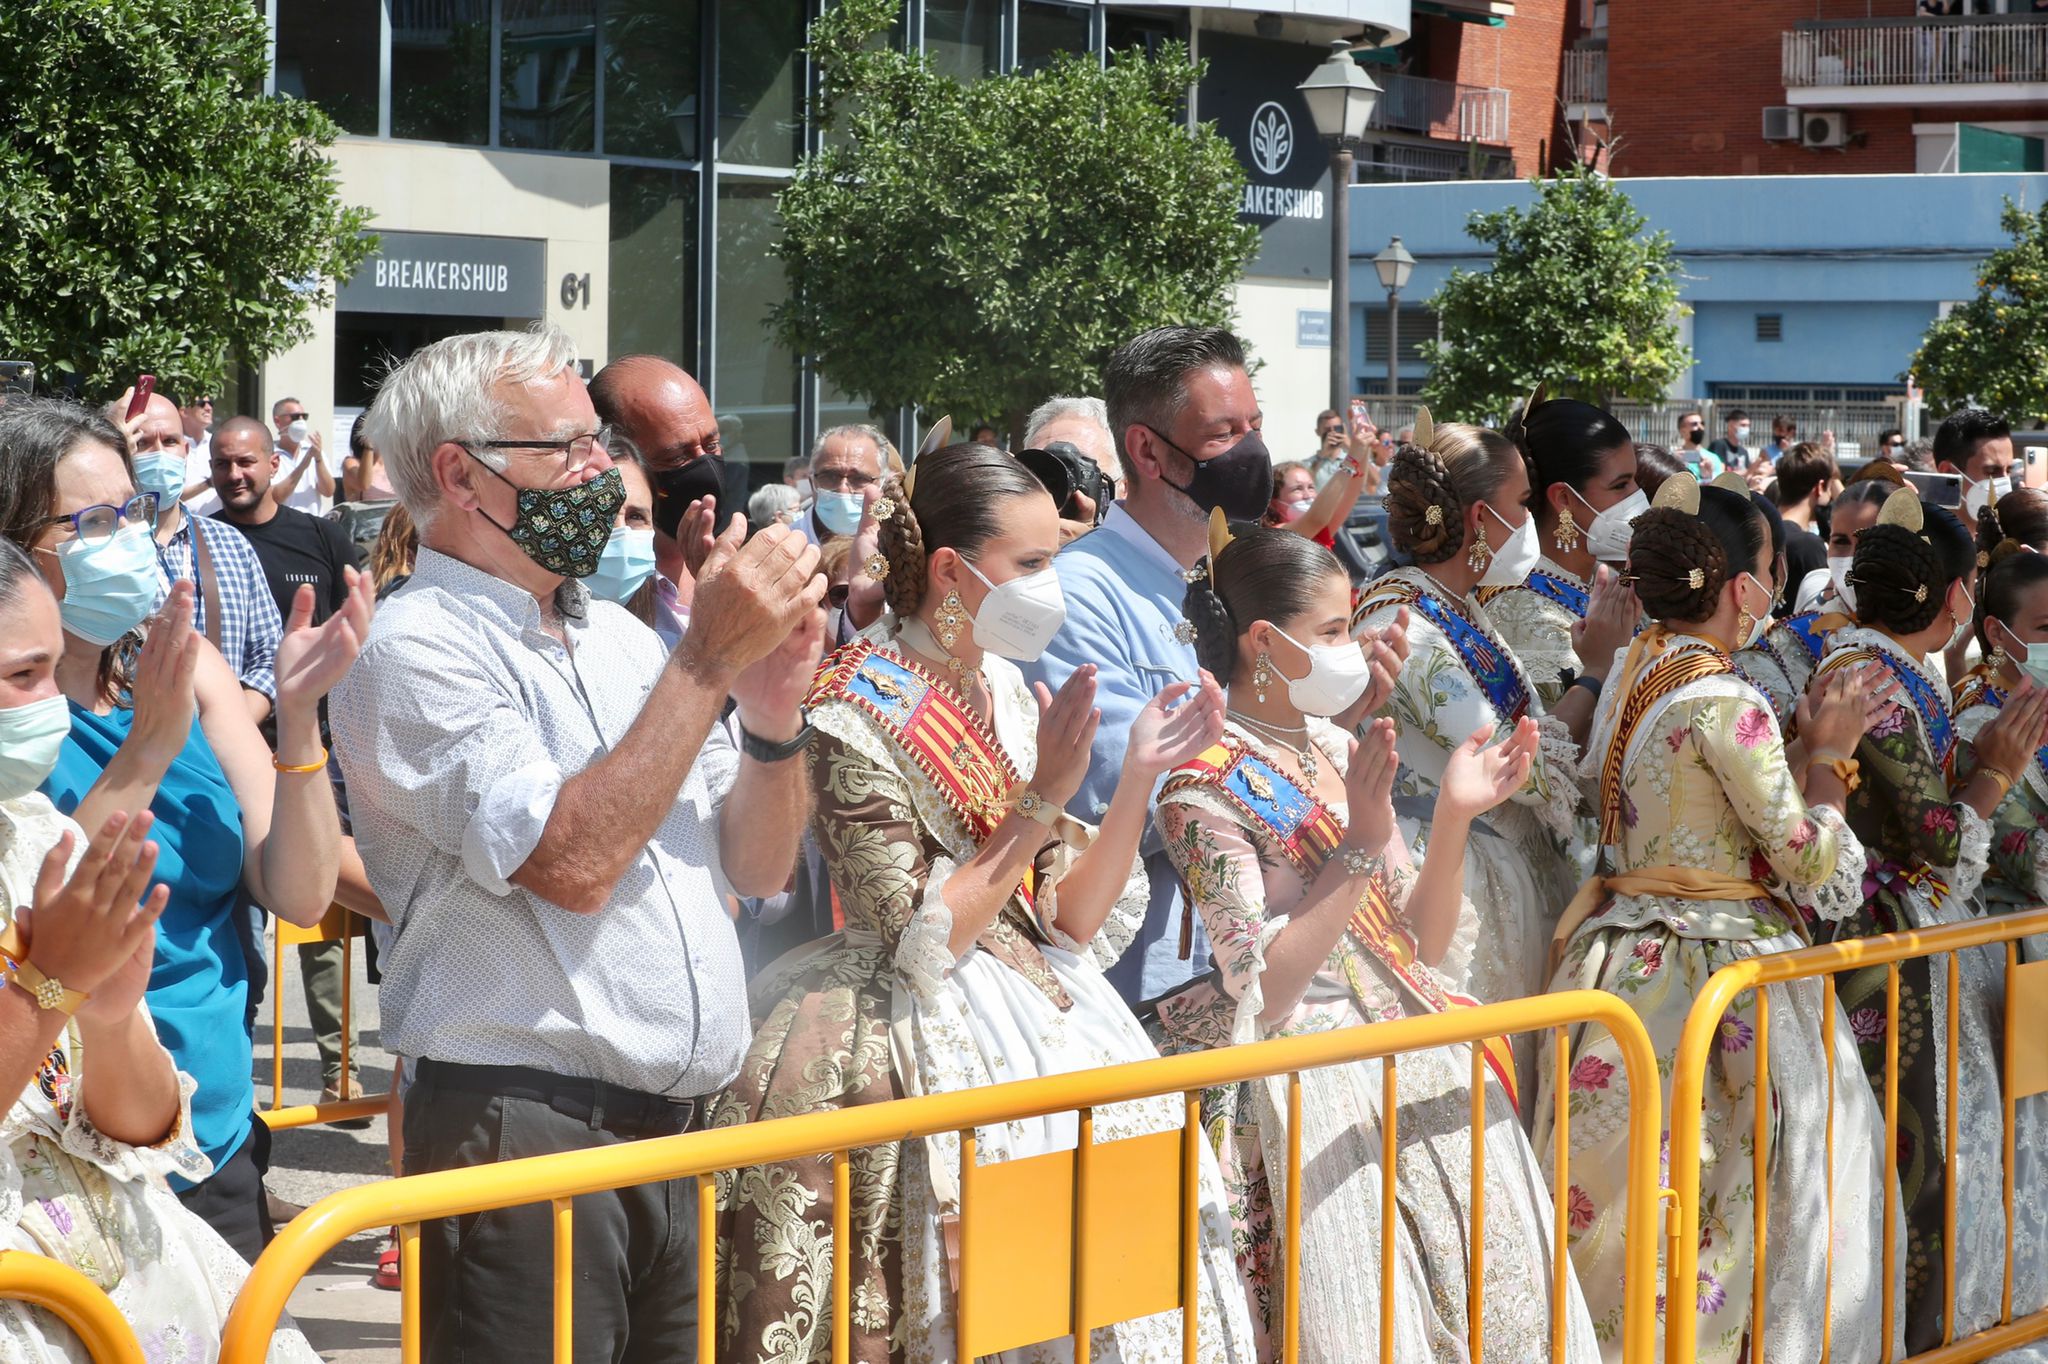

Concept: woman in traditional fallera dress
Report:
left=1349, top=414, right=1581, bottom=1007
left=1152, top=523, right=1598, bottom=1364
left=713, top=443, right=1256, bottom=1364
left=1816, top=492, right=2048, bottom=1355
left=1543, top=477, right=1899, bottom=1364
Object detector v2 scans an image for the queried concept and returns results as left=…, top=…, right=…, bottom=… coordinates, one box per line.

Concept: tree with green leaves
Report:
left=1908, top=198, right=2048, bottom=424
left=771, top=0, right=1259, bottom=439
left=0, top=0, right=373, bottom=401
left=1419, top=164, right=1689, bottom=423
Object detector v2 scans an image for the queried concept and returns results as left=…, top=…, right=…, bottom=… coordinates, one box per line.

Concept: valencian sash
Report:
left=1598, top=632, right=1736, bottom=845
left=808, top=638, right=1035, bottom=908
left=1949, top=673, right=2048, bottom=795
left=1355, top=577, right=1532, bottom=725
left=1817, top=643, right=1955, bottom=771
left=1777, top=611, right=1830, bottom=665
left=1164, top=740, right=1520, bottom=1108
left=1477, top=569, right=1590, bottom=619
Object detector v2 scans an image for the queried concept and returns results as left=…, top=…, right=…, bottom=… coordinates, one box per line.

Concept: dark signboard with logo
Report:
left=1198, top=33, right=1336, bottom=281
left=337, top=230, right=548, bottom=318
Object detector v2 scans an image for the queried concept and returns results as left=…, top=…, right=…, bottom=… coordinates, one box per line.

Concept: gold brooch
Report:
left=1173, top=620, right=1199, bottom=644
left=1687, top=568, right=1704, bottom=589
left=863, top=552, right=891, bottom=581
left=871, top=498, right=895, bottom=521
left=1425, top=506, right=1444, bottom=526
left=1914, top=584, right=1929, bottom=603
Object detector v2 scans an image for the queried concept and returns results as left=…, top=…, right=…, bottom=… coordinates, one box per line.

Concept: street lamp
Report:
left=1297, top=41, right=1381, bottom=416
left=1373, top=235, right=1415, bottom=409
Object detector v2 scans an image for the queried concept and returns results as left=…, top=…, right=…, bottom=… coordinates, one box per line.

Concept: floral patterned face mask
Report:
left=467, top=456, right=626, bottom=579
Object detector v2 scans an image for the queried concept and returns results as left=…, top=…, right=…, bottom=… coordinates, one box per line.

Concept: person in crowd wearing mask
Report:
left=1764, top=414, right=1798, bottom=462
left=1262, top=452, right=1370, bottom=552
left=783, top=455, right=812, bottom=500
left=586, top=438, right=660, bottom=622
left=1026, top=326, right=1402, bottom=1008
left=210, top=415, right=379, bottom=1112
left=745, top=482, right=800, bottom=534
left=330, top=326, right=822, bottom=1361
left=341, top=411, right=396, bottom=506
left=1709, top=408, right=1753, bottom=471
left=1937, top=406, right=2015, bottom=518
left=0, top=396, right=364, bottom=1259
left=1263, top=461, right=1318, bottom=530
left=178, top=393, right=213, bottom=464
left=267, top=398, right=334, bottom=514
left=1771, top=441, right=1836, bottom=605
left=1816, top=490, right=2048, bottom=1355
left=1307, top=408, right=1347, bottom=487
left=1350, top=413, right=1580, bottom=1011
left=1483, top=395, right=1644, bottom=746
left=1544, top=475, right=1898, bottom=1364
left=1675, top=410, right=1722, bottom=479
left=0, top=538, right=324, bottom=1364
left=713, top=441, right=1252, bottom=1364
left=588, top=354, right=728, bottom=647
left=1977, top=484, right=2048, bottom=558
left=1153, top=524, right=1596, bottom=1362
left=1631, top=440, right=1685, bottom=498
left=117, top=390, right=282, bottom=726
left=1876, top=427, right=1906, bottom=461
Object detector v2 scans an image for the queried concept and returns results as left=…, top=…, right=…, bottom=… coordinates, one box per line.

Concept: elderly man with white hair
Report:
left=329, top=325, right=827, bottom=1362
left=1023, top=395, right=1121, bottom=540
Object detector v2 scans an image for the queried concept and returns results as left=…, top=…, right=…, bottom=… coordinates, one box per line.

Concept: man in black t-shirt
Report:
left=210, top=416, right=371, bottom=1115
left=1772, top=441, right=1838, bottom=617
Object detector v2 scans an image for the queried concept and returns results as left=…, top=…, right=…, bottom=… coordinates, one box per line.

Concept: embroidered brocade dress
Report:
left=1732, top=610, right=1838, bottom=729
left=1540, top=631, right=1896, bottom=1364
left=1152, top=721, right=1598, bottom=1364
left=712, top=627, right=1256, bottom=1364
left=1813, top=632, right=2048, bottom=1357
left=0, top=793, right=318, bottom=1364
left=1351, top=567, right=1580, bottom=1007
left=1480, top=556, right=1591, bottom=712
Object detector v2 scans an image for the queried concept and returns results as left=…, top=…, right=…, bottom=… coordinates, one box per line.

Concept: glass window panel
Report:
left=275, top=0, right=381, bottom=135
left=1105, top=9, right=1180, bottom=60
left=391, top=0, right=492, bottom=144
left=499, top=0, right=596, bottom=152
left=926, top=0, right=1001, bottom=81
left=714, top=179, right=799, bottom=482
left=603, top=0, right=702, bottom=160
left=609, top=167, right=699, bottom=373
left=1018, top=1, right=1091, bottom=74
left=717, top=0, right=806, bottom=167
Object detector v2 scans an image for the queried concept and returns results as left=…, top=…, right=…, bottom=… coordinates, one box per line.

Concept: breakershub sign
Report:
left=337, top=230, right=548, bottom=318
left=1199, top=35, right=1335, bottom=280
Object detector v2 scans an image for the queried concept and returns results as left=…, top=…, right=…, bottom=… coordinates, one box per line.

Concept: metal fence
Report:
left=1368, top=73, right=1512, bottom=146
left=1784, top=19, right=2048, bottom=90
left=1563, top=49, right=1607, bottom=107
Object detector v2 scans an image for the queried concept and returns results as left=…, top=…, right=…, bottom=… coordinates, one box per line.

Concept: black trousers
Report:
left=176, top=1117, right=274, bottom=1263
left=405, top=1060, right=704, bottom=1364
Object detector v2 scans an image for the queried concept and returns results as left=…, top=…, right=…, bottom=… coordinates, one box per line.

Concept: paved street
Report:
left=252, top=936, right=401, bottom=1362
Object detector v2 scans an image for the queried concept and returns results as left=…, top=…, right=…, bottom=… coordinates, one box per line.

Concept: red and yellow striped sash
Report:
left=1598, top=633, right=1734, bottom=845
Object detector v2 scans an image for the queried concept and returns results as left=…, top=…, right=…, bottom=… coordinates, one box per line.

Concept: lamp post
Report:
left=1297, top=41, right=1380, bottom=416
left=1372, top=235, right=1415, bottom=408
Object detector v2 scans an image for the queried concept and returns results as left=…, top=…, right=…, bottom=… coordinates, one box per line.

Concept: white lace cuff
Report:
left=1948, top=803, right=1993, bottom=907
left=895, top=854, right=962, bottom=1006
left=1788, top=804, right=1866, bottom=925
left=62, top=1063, right=211, bottom=1188
left=1526, top=712, right=1585, bottom=840
left=1229, top=919, right=1290, bottom=1046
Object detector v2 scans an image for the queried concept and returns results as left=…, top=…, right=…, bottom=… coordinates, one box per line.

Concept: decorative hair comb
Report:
left=902, top=416, right=954, bottom=502
left=1207, top=506, right=1235, bottom=564
left=1709, top=470, right=1751, bottom=496
left=1653, top=472, right=1701, bottom=516
left=1412, top=405, right=1436, bottom=448
left=1877, top=485, right=1925, bottom=533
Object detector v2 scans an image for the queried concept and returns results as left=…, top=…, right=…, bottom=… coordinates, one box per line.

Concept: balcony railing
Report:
left=1784, top=18, right=2048, bottom=90
left=1367, top=73, right=1511, bottom=146
left=1562, top=48, right=1607, bottom=108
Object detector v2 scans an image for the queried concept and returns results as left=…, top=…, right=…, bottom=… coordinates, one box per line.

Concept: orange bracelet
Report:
left=272, top=747, right=328, bottom=774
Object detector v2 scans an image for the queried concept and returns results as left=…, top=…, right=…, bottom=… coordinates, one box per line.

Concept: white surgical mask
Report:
left=1281, top=496, right=1315, bottom=522
left=132, top=451, right=186, bottom=505
left=55, top=522, right=164, bottom=647
left=1735, top=423, right=1752, bottom=445
left=1947, top=588, right=1974, bottom=653
left=285, top=417, right=311, bottom=446
left=1478, top=504, right=1540, bottom=588
left=1573, top=486, right=1649, bottom=562
left=814, top=489, right=864, bottom=537
left=0, top=693, right=71, bottom=802
left=963, top=559, right=1066, bottom=662
left=1269, top=626, right=1373, bottom=717
left=588, top=527, right=657, bottom=604
left=1999, top=624, right=2048, bottom=689
left=1738, top=572, right=1774, bottom=649
left=1827, top=554, right=1858, bottom=614
left=1965, top=474, right=2014, bottom=518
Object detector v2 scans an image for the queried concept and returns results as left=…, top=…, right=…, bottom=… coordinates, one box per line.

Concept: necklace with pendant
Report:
left=1228, top=709, right=1320, bottom=787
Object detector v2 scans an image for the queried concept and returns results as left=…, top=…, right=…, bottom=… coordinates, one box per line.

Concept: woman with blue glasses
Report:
left=0, top=396, right=369, bottom=1259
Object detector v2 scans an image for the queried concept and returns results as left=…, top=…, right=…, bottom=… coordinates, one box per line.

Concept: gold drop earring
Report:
left=1467, top=533, right=1493, bottom=573
left=1253, top=651, right=1272, bottom=704
left=1554, top=505, right=1581, bottom=555
left=935, top=590, right=968, bottom=650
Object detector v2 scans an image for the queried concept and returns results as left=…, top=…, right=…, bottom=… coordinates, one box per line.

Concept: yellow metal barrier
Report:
left=260, top=906, right=384, bottom=1131
left=218, top=989, right=1663, bottom=1364
left=1665, top=908, right=2048, bottom=1364
left=0, top=1251, right=144, bottom=1364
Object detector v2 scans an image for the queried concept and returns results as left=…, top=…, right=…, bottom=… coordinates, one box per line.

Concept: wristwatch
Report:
left=1012, top=787, right=1061, bottom=826
left=0, top=924, right=86, bottom=1015
left=738, top=710, right=816, bottom=763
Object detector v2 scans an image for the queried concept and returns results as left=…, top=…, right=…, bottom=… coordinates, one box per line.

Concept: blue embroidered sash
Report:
left=1526, top=570, right=1590, bottom=618
left=1819, top=644, right=1955, bottom=767
left=1356, top=578, right=1531, bottom=724
left=1780, top=612, right=1829, bottom=665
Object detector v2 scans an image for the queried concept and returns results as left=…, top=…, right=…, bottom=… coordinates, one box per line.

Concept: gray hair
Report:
left=748, top=483, right=800, bottom=527
left=365, top=324, right=580, bottom=529
left=810, top=423, right=887, bottom=465
left=1102, top=326, right=1247, bottom=482
left=1023, top=396, right=1109, bottom=448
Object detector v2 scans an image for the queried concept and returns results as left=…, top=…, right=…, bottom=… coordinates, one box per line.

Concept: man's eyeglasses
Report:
left=813, top=466, right=881, bottom=493
left=278, top=411, right=307, bottom=422
left=40, top=493, right=159, bottom=546
left=466, top=425, right=614, bottom=473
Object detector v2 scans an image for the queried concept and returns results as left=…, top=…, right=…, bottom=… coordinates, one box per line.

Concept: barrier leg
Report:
left=1182, top=1092, right=1201, bottom=1364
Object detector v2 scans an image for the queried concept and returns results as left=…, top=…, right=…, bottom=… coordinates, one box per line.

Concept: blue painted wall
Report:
left=1348, top=172, right=2048, bottom=395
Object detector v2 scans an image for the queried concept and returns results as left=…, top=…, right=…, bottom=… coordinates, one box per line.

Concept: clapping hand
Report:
left=682, top=519, right=828, bottom=681
left=1340, top=609, right=1408, bottom=726
left=1342, top=717, right=1399, bottom=853
left=679, top=496, right=719, bottom=580
left=1974, top=679, right=2048, bottom=779
left=1438, top=719, right=1537, bottom=823
left=1573, top=566, right=1638, bottom=674
left=127, top=582, right=201, bottom=770
left=1030, top=667, right=1101, bottom=808
left=1124, top=669, right=1226, bottom=781
left=1797, top=662, right=1898, bottom=758
left=275, top=566, right=373, bottom=721
left=17, top=811, right=167, bottom=1009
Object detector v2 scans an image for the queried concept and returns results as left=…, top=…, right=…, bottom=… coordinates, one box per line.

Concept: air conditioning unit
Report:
left=1762, top=106, right=1799, bottom=142
left=1802, top=111, right=1851, bottom=149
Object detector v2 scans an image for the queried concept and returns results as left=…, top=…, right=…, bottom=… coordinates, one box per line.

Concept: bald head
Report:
left=116, top=392, right=186, bottom=460
left=589, top=354, right=719, bottom=470
left=210, top=416, right=278, bottom=515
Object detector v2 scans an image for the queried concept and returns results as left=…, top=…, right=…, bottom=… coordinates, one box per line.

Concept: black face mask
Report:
left=1146, top=424, right=1272, bottom=524
left=652, top=455, right=731, bottom=540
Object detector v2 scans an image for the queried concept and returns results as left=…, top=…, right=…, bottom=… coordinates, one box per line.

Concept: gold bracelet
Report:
left=272, top=747, right=328, bottom=774
left=1976, top=762, right=2016, bottom=800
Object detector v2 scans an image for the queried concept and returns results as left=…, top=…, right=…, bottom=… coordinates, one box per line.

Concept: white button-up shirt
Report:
left=330, top=547, right=748, bottom=1096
